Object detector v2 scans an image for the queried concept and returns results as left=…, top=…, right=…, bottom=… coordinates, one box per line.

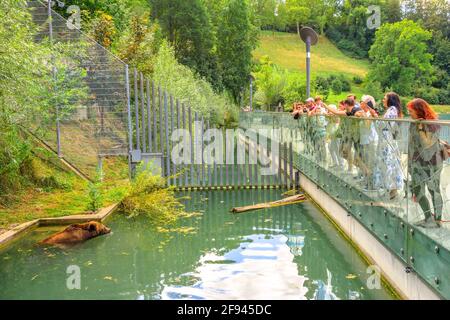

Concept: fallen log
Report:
left=230, top=194, right=308, bottom=214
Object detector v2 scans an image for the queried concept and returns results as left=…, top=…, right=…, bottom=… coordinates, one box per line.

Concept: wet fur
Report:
left=40, top=221, right=111, bottom=246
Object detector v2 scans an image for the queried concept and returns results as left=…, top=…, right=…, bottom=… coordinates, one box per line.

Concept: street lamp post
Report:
left=249, top=75, right=255, bottom=112
left=300, top=27, right=319, bottom=99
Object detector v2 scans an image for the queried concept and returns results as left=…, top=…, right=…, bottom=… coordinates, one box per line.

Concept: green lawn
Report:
left=253, top=31, right=370, bottom=79
left=432, top=105, right=450, bottom=114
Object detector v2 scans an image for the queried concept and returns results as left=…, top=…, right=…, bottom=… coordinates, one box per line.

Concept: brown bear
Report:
left=41, top=221, right=111, bottom=246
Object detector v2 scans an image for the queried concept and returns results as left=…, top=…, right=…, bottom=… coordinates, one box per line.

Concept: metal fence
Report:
left=27, top=1, right=294, bottom=189
left=28, top=0, right=129, bottom=179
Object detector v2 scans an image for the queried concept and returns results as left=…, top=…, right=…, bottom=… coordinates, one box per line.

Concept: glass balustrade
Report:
left=240, top=111, right=450, bottom=299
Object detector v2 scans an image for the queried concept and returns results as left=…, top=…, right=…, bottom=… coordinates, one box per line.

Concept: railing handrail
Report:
left=243, top=111, right=450, bottom=126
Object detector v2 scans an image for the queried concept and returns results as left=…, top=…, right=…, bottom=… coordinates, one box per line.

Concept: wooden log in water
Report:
left=230, top=194, right=307, bottom=214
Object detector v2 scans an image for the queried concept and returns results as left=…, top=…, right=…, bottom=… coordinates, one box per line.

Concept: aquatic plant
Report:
left=120, top=169, right=189, bottom=226
left=87, top=170, right=104, bottom=212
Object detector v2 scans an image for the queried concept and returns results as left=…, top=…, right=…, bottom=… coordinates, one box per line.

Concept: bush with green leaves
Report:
left=282, top=72, right=307, bottom=108
left=253, top=56, right=286, bottom=110
left=152, top=41, right=238, bottom=127
left=120, top=169, right=188, bottom=226
left=353, top=76, right=363, bottom=85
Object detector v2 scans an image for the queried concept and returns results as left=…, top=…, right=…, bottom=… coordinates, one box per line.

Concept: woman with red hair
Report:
left=408, top=99, right=444, bottom=228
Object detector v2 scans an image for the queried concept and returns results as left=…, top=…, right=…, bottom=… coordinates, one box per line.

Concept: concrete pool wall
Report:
left=299, top=172, right=441, bottom=300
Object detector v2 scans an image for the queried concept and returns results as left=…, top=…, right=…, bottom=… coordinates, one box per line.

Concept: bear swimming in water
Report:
left=41, top=221, right=111, bottom=246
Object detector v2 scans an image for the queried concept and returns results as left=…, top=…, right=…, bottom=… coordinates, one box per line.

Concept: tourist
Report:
left=373, top=92, right=404, bottom=200
left=407, top=99, right=445, bottom=228
left=305, top=97, right=317, bottom=115
left=324, top=98, right=363, bottom=176
left=326, top=104, right=344, bottom=168
left=356, top=95, right=379, bottom=190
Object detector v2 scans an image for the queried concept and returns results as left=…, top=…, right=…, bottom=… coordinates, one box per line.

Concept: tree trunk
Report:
left=297, top=21, right=300, bottom=37
left=231, top=194, right=307, bottom=214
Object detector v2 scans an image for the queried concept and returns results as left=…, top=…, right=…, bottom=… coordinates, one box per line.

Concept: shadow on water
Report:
left=0, top=189, right=395, bottom=300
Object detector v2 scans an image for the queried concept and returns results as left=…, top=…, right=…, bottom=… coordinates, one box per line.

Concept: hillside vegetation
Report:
left=253, top=31, right=370, bottom=79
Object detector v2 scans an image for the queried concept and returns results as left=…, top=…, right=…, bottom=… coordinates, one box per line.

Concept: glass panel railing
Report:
left=239, top=111, right=450, bottom=299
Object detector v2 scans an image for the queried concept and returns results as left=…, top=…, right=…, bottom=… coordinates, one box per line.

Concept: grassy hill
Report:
left=253, top=31, right=371, bottom=102
left=253, top=31, right=370, bottom=79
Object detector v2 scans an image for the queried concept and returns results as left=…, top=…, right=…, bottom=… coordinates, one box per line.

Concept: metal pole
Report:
left=188, top=107, right=194, bottom=186
left=201, top=115, right=205, bottom=188
left=152, top=82, right=157, bottom=151
left=250, top=77, right=253, bottom=112
left=176, top=100, right=181, bottom=187
left=48, top=1, right=61, bottom=157
left=125, top=66, right=133, bottom=153
left=170, top=96, right=175, bottom=185
left=164, top=92, right=170, bottom=180
left=134, top=68, right=140, bottom=151
left=306, top=37, right=311, bottom=98
left=183, top=104, right=188, bottom=187
left=140, top=73, right=146, bottom=152
left=146, top=79, right=152, bottom=153
left=289, top=142, right=294, bottom=189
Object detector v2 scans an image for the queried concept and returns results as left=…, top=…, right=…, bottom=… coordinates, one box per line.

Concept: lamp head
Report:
left=300, top=27, right=319, bottom=46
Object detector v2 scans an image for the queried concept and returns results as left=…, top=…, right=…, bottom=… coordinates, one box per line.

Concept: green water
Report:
left=0, top=189, right=395, bottom=300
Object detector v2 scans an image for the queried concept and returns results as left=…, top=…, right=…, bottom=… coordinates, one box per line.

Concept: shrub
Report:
left=337, top=75, right=351, bottom=92
left=331, top=79, right=343, bottom=94
left=152, top=41, right=238, bottom=127
left=282, top=72, right=307, bottom=107
left=415, top=87, right=442, bottom=105
left=353, top=76, right=363, bottom=85
left=87, top=171, right=104, bottom=212
left=120, top=170, right=189, bottom=226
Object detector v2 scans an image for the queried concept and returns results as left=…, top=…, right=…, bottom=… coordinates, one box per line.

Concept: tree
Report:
left=253, top=56, right=286, bottom=110
left=403, top=0, right=450, bottom=38
left=285, top=0, right=310, bottom=36
left=149, top=0, right=221, bottom=89
left=368, top=20, right=433, bottom=96
left=217, top=0, right=257, bottom=101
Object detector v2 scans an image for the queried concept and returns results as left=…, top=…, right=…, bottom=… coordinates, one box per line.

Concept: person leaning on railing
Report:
left=372, top=92, right=405, bottom=200
left=324, top=98, right=363, bottom=176
left=407, top=99, right=446, bottom=229
left=354, top=95, right=379, bottom=191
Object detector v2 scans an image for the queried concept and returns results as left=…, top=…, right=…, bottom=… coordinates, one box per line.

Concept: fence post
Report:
left=289, top=142, right=294, bottom=190
left=152, top=82, right=157, bottom=151
left=146, top=79, right=152, bottom=153
left=188, top=107, right=194, bottom=187
left=140, top=73, right=146, bottom=152
left=164, top=92, right=170, bottom=181
left=284, top=142, right=289, bottom=189
left=176, top=100, right=181, bottom=187
left=170, top=95, right=175, bottom=186
left=48, top=1, right=61, bottom=157
left=133, top=68, right=140, bottom=151
left=183, top=104, right=188, bottom=187
left=125, top=66, right=133, bottom=153
left=201, top=115, right=205, bottom=188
